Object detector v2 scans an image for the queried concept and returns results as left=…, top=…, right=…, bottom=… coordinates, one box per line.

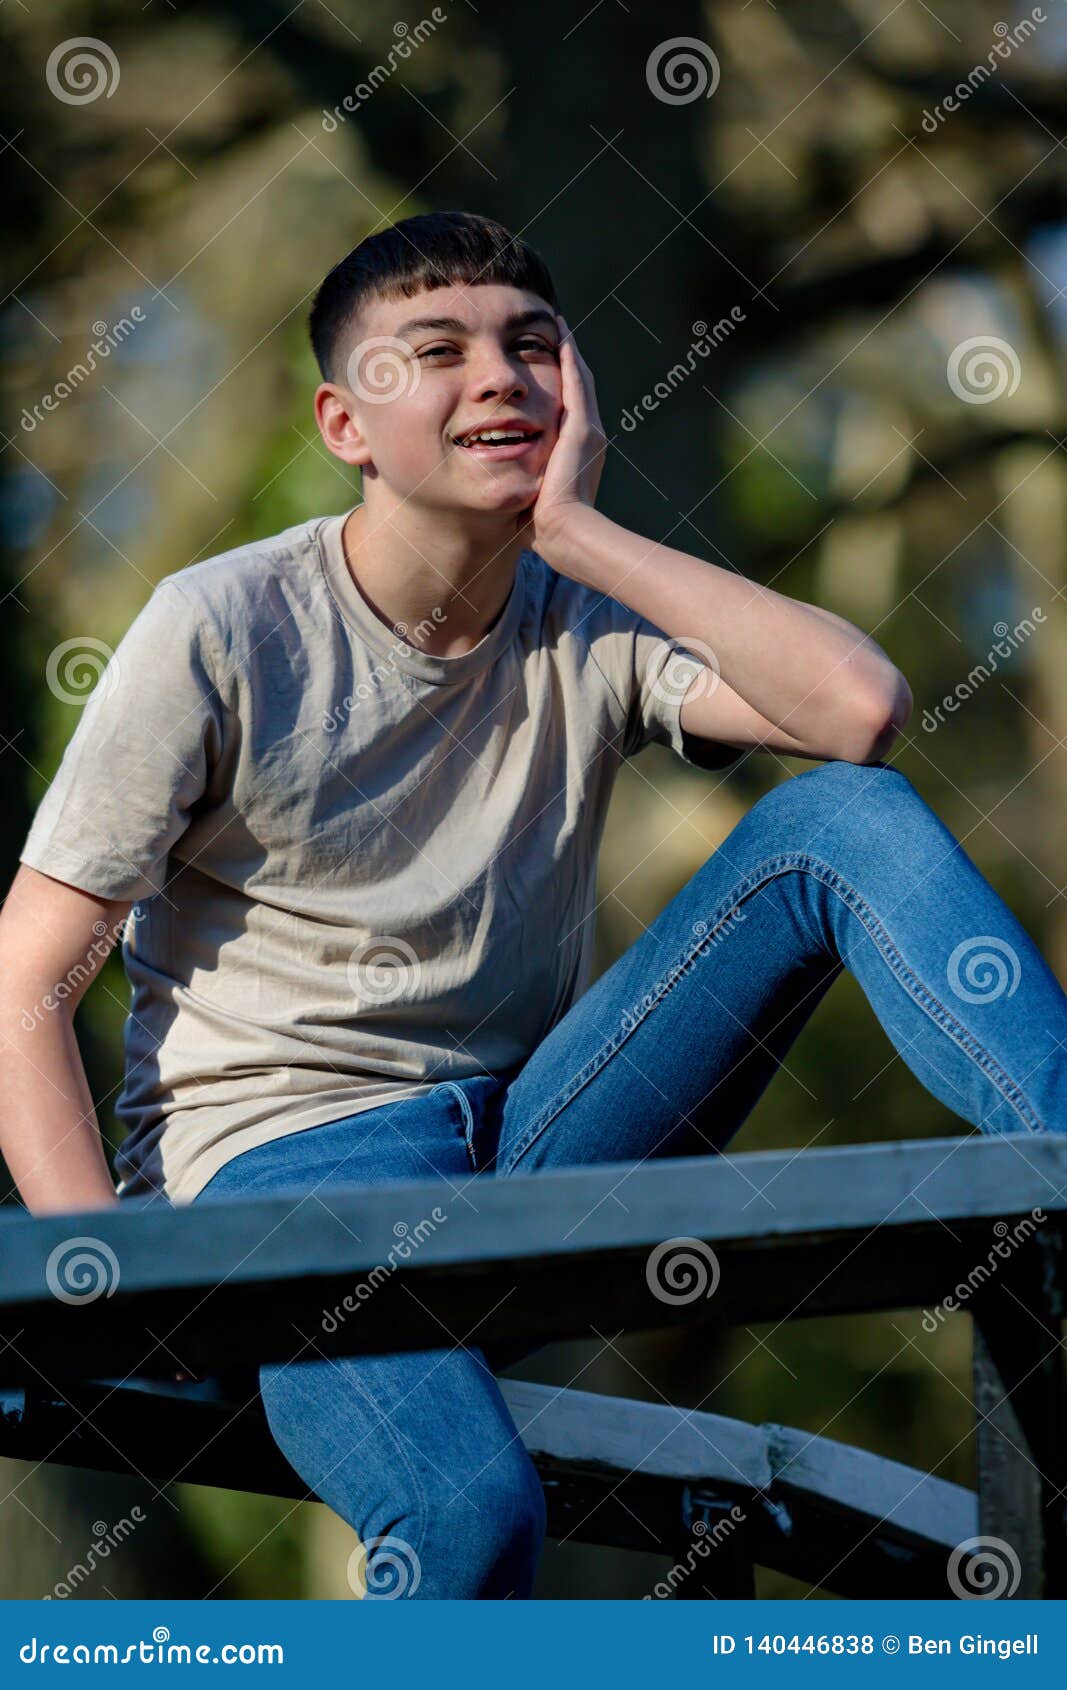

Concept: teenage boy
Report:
left=5, top=211, right=1064, bottom=1599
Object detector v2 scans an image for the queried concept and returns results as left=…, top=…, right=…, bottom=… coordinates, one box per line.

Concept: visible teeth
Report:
left=462, top=429, right=529, bottom=444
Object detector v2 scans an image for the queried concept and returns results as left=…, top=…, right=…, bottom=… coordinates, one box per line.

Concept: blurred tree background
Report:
left=2, top=0, right=1067, bottom=1600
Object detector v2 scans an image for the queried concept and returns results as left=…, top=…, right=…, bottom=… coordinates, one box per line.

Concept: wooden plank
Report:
left=499, top=1377, right=770, bottom=1489
left=0, top=1136, right=1062, bottom=1383
left=765, top=1423, right=974, bottom=1598
left=766, top=1422, right=975, bottom=1553
left=0, top=1372, right=977, bottom=1597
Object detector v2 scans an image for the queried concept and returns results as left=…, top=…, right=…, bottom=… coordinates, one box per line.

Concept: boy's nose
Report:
left=471, top=361, right=527, bottom=402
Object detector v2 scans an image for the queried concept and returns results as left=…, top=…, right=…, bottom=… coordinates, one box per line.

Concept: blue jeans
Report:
left=192, top=761, right=1067, bottom=1598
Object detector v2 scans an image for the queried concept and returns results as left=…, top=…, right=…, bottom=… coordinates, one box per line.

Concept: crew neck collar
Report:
left=317, top=505, right=528, bottom=687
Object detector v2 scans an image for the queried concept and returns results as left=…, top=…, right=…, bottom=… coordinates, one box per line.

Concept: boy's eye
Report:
left=415, top=338, right=555, bottom=362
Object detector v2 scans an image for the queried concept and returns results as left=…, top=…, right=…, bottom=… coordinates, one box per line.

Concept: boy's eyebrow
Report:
left=393, top=308, right=559, bottom=339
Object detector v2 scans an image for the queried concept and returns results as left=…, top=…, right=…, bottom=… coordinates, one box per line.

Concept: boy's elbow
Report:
left=851, top=672, right=912, bottom=764
left=842, top=672, right=913, bottom=767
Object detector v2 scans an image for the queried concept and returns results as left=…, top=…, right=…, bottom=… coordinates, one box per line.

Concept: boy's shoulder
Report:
left=147, top=512, right=333, bottom=663
left=159, top=512, right=321, bottom=602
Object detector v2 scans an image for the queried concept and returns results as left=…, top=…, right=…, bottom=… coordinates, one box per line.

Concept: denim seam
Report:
left=499, top=849, right=1041, bottom=1174
left=443, top=1081, right=479, bottom=1173
left=807, top=859, right=1044, bottom=1134
left=334, top=1359, right=431, bottom=1566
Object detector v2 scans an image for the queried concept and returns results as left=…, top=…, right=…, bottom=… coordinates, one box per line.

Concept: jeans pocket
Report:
left=436, top=1080, right=480, bottom=1173
left=435, top=1075, right=509, bottom=1174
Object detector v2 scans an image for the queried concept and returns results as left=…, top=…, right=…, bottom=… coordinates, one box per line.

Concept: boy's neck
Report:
left=340, top=502, right=525, bottom=660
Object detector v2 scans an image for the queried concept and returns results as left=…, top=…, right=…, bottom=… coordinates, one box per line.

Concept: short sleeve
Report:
left=19, top=580, right=227, bottom=901
left=582, top=590, right=742, bottom=772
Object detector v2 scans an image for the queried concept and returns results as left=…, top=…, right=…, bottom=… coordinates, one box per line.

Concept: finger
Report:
left=570, top=342, right=598, bottom=410
left=558, top=314, right=589, bottom=374
left=557, top=316, right=599, bottom=416
left=555, top=323, right=588, bottom=423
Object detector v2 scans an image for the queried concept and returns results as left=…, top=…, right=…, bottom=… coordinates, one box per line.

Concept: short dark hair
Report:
left=308, top=209, right=560, bottom=384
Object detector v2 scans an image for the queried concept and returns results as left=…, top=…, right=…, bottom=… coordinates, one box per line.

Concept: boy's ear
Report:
left=315, top=382, right=373, bottom=468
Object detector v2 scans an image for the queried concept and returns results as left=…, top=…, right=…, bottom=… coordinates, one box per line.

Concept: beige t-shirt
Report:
left=19, top=505, right=738, bottom=1205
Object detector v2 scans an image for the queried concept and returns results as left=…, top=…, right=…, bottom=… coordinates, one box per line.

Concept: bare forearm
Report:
left=543, top=507, right=909, bottom=747
left=0, top=998, right=118, bottom=1215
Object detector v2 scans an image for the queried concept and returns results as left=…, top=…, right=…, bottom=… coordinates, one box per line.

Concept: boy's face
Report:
left=325, top=282, right=562, bottom=520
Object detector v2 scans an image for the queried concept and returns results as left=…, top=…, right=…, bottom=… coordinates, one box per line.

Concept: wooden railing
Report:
left=1, top=1134, right=1064, bottom=1598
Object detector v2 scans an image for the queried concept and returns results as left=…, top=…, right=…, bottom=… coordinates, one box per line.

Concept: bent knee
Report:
left=751, top=758, right=920, bottom=837
left=425, top=1447, right=547, bottom=1592
left=703, top=760, right=936, bottom=887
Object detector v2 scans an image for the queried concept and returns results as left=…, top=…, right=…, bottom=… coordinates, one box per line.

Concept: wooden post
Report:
left=972, top=1227, right=1067, bottom=1599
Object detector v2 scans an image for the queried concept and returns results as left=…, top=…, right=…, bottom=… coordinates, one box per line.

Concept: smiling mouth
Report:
left=452, top=426, right=544, bottom=453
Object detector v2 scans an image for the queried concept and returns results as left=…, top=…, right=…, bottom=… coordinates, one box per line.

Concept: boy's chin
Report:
left=445, top=486, right=539, bottom=520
